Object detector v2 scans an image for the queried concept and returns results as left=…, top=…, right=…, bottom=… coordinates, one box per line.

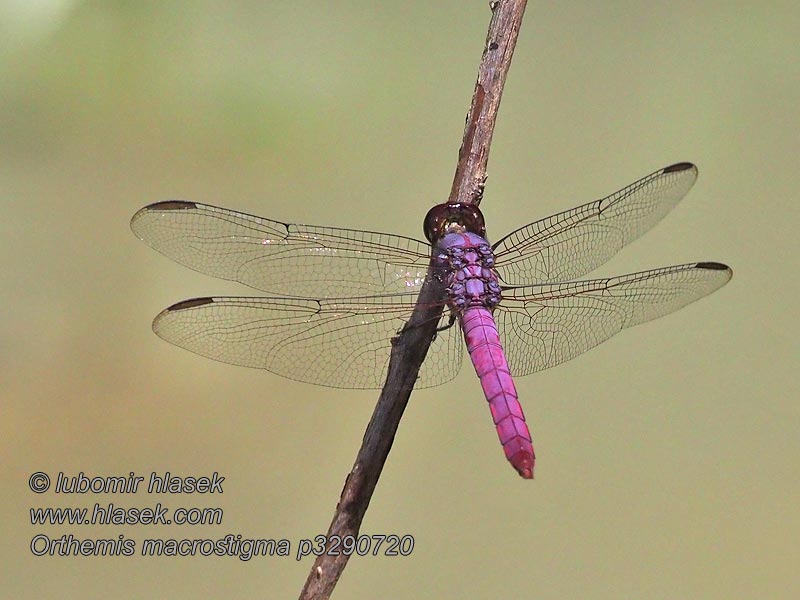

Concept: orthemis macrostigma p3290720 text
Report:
left=131, top=162, right=731, bottom=478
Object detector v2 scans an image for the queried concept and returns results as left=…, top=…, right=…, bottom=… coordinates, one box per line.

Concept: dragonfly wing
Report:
left=131, top=202, right=432, bottom=297
left=152, top=294, right=463, bottom=389
left=496, top=262, right=731, bottom=376
left=493, top=163, right=699, bottom=284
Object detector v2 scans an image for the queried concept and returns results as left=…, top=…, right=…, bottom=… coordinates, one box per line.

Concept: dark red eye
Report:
left=423, top=202, right=486, bottom=242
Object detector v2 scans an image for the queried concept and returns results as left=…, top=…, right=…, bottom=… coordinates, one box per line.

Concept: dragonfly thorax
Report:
left=435, top=232, right=502, bottom=311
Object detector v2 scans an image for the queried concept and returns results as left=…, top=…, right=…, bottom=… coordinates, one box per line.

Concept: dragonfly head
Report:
left=424, top=202, right=487, bottom=243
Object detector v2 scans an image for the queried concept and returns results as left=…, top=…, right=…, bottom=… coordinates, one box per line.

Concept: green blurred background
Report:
left=2, top=1, right=798, bottom=598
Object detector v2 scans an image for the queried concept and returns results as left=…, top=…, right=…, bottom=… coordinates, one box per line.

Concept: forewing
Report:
left=152, top=295, right=463, bottom=389
left=497, top=262, right=731, bottom=376
left=131, top=202, right=432, bottom=297
left=493, top=163, right=699, bottom=284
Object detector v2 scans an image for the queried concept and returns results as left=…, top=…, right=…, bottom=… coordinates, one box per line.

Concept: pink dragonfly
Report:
left=131, top=162, right=731, bottom=478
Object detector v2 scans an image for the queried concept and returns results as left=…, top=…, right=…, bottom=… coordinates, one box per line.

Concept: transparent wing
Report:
left=493, top=163, right=699, bottom=285
left=131, top=202, right=432, bottom=297
left=152, top=295, right=463, bottom=389
left=496, top=262, right=731, bottom=376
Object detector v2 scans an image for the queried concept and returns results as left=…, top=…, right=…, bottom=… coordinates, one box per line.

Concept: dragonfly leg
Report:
left=396, top=311, right=456, bottom=338
left=435, top=314, right=457, bottom=334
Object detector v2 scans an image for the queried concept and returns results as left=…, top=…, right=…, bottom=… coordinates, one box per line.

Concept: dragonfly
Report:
left=131, top=162, right=731, bottom=479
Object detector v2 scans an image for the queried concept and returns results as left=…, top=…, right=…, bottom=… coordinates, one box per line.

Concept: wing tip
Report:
left=695, top=261, right=733, bottom=285
left=697, top=261, right=732, bottom=276
left=663, top=161, right=696, bottom=174
left=695, top=261, right=729, bottom=271
left=131, top=201, right=198, bottom=237
left=144, top=200, right=198, bottom=211
left=153, top=297, right=216, bottom=333
left=165, top=297, right=216, bottom=311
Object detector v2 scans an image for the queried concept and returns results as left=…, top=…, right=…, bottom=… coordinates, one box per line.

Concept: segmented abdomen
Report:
left=461, top=306, right=535, bottom=478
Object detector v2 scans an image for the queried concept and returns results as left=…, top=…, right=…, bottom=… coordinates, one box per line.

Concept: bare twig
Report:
left=449, top=1, right=527, bottom=206
left=298, top=2, right=527, bottom=598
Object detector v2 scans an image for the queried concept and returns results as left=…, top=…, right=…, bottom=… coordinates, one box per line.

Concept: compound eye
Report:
left=457, top=204, right=486, bottom=238
left=423, top=204, right=450, bottom=242
left=423, top=202, right=487, bottom=242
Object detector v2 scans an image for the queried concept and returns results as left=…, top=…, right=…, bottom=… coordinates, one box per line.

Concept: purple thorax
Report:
left=435, top=232, right=502, bottom=312
left=423, top=202, right=502, bottom=311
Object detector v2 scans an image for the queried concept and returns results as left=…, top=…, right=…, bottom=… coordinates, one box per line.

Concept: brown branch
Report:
left=449, top=0, right=527, bottom=206
left=298, top=2, right=527, bottom=598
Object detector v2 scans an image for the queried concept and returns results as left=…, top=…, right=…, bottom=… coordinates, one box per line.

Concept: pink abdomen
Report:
left=461, top=307, right=535, bottom=478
